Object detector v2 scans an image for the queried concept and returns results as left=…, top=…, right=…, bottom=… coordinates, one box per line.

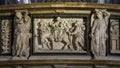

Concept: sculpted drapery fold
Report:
left=91, top=9, right=110, bottom=59
left=12, top=11, right=31, bottom=59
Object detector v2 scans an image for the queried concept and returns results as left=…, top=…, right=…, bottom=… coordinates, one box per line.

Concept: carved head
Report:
left=15, top=12, right=23, bottom=19
left=95, top=9, right=103, bottom=19
left=54, top=17, right=61, bottom=22
left=57, top=17, right=61, bottom=21
left=22, top=11, right=28, bottom=17
left=75, top=20, right=82, bottom=26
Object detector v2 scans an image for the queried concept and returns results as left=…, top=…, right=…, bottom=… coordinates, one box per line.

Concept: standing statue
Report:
left=12, top=11, right=31, bottom=59
left=91, top=9, right=110, bottom=59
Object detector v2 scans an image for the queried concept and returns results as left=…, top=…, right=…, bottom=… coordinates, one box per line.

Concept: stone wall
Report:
left=0, top=2, right=119, bottom=68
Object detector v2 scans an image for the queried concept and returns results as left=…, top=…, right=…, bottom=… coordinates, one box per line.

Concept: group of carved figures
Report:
left=36, top=17, right=85, bottom=51
left=0, top=9, right=111, bottom=59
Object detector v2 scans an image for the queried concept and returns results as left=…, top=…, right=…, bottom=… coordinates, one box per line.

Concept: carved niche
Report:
left=33, top=17, right=86, bottom=53
left=110, top=19, right=120, bottom=53
left=0, top=19, right=11, bottom=54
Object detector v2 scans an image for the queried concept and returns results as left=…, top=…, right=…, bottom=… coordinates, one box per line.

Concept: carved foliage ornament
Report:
left=0, top=20, right=11, bottom=53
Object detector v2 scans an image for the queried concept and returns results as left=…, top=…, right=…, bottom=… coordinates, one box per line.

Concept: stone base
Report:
left=12, top=56, right=28, bottom=60
left=94, top=56, right=107, bottom=60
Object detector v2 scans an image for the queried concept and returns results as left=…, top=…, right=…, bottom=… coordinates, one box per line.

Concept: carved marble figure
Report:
left=12, top=11, right=31, bottom=59
left=69, top=20, right=85, bottom=51
left=51, top=17, right=64, bottom=41
left=51, top=17, right=71, bottom=50
left=91, top=9, right=110, bottom=59
left=37, top=19, right=54, bottom=50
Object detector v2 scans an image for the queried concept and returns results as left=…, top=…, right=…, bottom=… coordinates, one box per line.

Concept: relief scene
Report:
left=33, top=17, right=86, bottom=53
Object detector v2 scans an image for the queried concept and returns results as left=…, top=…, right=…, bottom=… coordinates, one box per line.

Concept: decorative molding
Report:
left=0, top=60, right=120, bottom=66
left=0, top=2, right=120, bottom=11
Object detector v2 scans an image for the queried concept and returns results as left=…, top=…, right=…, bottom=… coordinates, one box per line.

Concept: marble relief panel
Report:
left=110, top=19, right=120, bottom=53
left=33, top=17, right=86, bottom=53
left=0, top=19, right=11, bottom=54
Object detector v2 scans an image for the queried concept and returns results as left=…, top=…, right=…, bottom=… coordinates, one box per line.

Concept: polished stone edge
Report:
left=0, top=10, right=120, bottom=16
left=0, top=59, right=120, bottom=65
left=0, top=2, right=120, bottom=11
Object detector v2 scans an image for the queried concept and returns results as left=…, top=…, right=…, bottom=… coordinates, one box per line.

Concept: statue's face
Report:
left=95, top=10, right=103, bottom=19
left=16, top=12, right=22, bottom=19
left=22, top=12, right=28, bottom=16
